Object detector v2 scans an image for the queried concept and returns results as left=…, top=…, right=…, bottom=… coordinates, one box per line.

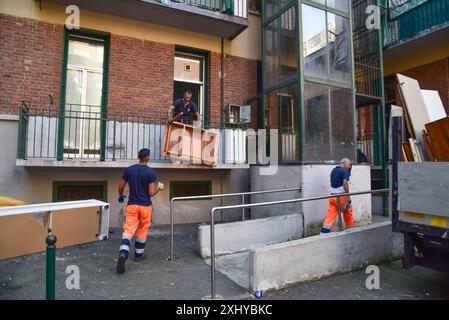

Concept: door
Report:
left=64, top=37, right=104, bottom=158
left=173, top=53, right=204, bottom=121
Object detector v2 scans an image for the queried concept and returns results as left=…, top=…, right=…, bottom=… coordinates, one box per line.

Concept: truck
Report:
left=389, top=111, right=449, bottom=272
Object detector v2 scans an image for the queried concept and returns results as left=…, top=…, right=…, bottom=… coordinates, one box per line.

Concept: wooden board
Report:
left=0, top=207, right=100, bottom=260
left=402, top=141, right=414, bottom=162
left=161, top=122, right=220, bottom=166
left=421, top=130, right=436, bottom=162
left=397, top=74, right=430, bottom=159
left=425, top=117, right=449, bottom=161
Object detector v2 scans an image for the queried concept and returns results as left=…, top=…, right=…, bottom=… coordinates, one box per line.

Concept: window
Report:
left=60, top=29, right=110, bottom=161
left=304, top=82, right=355, bottom=162
left=264, top=6, right=298, bottom=87
left=169, top=181, right=212, bottom=200
left=53, top=181, right=108, bottom=202
left=302, top=4, right=352, bottom=84
left=173, top=49, right=209, bottom=121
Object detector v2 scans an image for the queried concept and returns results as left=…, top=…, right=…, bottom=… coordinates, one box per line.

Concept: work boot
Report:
left=116, top=255, right=126, bottom=274
left=133, top=254, right=147, bottom=262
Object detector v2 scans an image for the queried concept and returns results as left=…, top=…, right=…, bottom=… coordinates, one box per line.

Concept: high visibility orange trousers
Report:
left=122, top=205, right=153, bottom=241
left=323, top=196, right=354, bottom=230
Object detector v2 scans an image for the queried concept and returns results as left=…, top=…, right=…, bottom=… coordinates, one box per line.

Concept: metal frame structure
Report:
left=168, top=187, right=302, bottom=261
left=207, top=188, right=389, bottom=299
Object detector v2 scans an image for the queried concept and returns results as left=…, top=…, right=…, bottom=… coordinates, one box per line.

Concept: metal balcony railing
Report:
left=167, top=0, right=248, bottom=18
left=17, top=101, right=249, bottom=165
left=384, top=0, right=449, bottom=47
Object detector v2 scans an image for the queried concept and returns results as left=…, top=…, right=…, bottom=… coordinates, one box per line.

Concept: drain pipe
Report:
left=221, top=37, right=225, bottom=128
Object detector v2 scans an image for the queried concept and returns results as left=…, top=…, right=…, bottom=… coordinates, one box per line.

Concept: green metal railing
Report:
left=164, top=0, right=247, bottom=18
left=17, top=101, right=249, bottom=165
left=384, top=0, right=449, bottom=47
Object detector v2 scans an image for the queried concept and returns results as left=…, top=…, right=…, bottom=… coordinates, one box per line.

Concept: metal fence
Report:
left=207, top=188, right=390, bottom=299
left=170, top=0, right=248, bottom=18
left=17, top=102, right=249, bottom=165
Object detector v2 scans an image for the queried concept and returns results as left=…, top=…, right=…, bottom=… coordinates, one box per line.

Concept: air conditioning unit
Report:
left=224, top=104, right=251, bottom=124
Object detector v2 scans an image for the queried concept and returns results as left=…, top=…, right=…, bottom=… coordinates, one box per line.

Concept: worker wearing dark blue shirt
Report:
left=321, top=158, right=354, bottom=234
left=116, top=148, right=164, bottom=274
left=168, top=90, right=200, bottom=125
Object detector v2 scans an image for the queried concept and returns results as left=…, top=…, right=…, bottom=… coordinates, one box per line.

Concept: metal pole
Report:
left=337, top=195, right=343, bottom=231
left=241, top=194, right=245, bottom=221
left=210, top=208, right=216, bottom=299
left=46, top=232, right=57, bottom=300
left=169, top=198, right=174, bottom=261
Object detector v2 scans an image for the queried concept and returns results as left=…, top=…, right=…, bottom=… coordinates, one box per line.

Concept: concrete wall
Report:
left=0, top=118, right=249, bottom=228
left=198, top=213, right=303, bottom=258
left=301, top=165, right=372, bottom=230
left=249, top=221, right=404, bottom=292
left=250, top=166, right=302, bottom=218
left=250, top=165, right=372, bottom=235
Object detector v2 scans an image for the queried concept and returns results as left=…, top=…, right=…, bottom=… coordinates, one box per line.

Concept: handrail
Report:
left=208, top=188, right=390, bottom=299
left=168, top=187, right=301, bottom=261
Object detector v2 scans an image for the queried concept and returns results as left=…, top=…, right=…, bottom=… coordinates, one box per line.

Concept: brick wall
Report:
left=0, top=13, right=258, bottom=126
left=0, top=14, right=63, bottom=113
left=399, top=58, right=449, bottom=114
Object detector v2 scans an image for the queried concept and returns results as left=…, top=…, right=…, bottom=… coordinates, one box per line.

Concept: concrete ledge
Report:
left=249, top=221, right=404, bottom=292
left=198, top=213, right=304, bottom=258
left=16, top=159, right=249, bottom=169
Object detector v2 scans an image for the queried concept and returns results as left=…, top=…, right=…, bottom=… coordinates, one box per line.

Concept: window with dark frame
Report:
left=169, top=181, right=212, bottom=200
left=53, top=181, right=107, bottom=202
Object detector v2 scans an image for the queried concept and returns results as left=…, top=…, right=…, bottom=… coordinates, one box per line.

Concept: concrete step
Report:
left=198, top=213, right=304, bottom=258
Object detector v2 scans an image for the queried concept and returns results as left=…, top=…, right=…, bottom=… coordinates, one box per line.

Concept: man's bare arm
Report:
left=148, top=182, right=160, bottom=197
left=193, top=112, right=200, bottom=121
left=118, top=179, right=127, bottom=196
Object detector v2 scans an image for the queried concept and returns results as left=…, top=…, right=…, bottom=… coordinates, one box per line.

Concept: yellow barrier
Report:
left=0, top=196, right=26, bottom=207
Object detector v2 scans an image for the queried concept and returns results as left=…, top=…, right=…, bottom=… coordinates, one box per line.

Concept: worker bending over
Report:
left=321, top=158, right=354, bottom=234
left=116, top=148, right=163, bottom=274
left=167, top=90, right=200, bottom=125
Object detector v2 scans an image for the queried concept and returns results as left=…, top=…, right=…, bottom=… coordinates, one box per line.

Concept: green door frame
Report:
left=57, top=27, right=110, bottom=161
left=174, top=45, right=211, bottom=126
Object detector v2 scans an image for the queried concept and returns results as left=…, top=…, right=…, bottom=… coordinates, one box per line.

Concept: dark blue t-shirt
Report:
left=173, top=98, right=198, bottom=123
left=122, top=164, right=157, bottom=206
left=330, top=166, right=350, bottom=188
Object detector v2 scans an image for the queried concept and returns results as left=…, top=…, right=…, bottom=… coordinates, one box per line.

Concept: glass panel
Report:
left=304, top=82, right=330, bottom=161
left=263, top=0, right=291, bottom=19
left=68, top=38, right=104, bottom=69
left=65, top=69, right=82, bottom=105
left=302, top=4, right=328, bottom=79
left=64, top=69, right=83, bottom=155
left=279, top=84, right=299, bottom=162
left=84, top=72, right=102, bottom=156
left=327, top=0, right=349, bottom=13
left=279, top=7, right=298, bottom=82
left=328, top=13, right=352, bottom=84
left=264, top=18, right=280, bottom=87
left=357, top=105, right=375, bottom=164
left=330, top=87, right=355, bottom=161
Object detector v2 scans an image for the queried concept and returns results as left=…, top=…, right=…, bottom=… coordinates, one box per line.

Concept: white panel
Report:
left=421, top=89, right=447, bottom=122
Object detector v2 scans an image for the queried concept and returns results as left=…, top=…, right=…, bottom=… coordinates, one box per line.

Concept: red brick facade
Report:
left=0, top=13, right=258, bottom=125
left=0, top=14, right=63, bottom=113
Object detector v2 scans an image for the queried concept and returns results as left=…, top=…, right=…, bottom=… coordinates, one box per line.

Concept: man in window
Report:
left=321, top=158, right=354, bottom=234
left=116, top=148, right=164, bottom=274
left=168, top=90, right=200, bottom=125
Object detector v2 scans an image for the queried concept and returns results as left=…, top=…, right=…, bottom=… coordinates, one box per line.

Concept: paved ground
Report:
left=0, top=224, right=448, bottom=300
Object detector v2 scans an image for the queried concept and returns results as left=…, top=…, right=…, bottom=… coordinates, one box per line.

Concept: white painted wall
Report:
left=0, top=119, right=249, bottom=228
left=250, top=164, right=372, bottom=234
